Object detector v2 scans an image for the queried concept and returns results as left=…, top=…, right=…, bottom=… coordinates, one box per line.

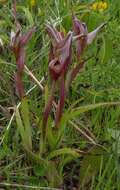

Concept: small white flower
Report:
left=0, top=38, right=3, bottom=47
left=10, top=30, right=16, bottom=46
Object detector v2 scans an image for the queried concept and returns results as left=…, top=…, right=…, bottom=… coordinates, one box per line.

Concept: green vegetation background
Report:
left=0, top=0, right=120, bottom=189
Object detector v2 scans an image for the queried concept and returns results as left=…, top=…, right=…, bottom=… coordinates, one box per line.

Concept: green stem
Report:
left=40, top=81, right=56, bottom=153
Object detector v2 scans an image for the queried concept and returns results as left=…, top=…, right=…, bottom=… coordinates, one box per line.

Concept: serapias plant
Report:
left=11, top=0, right=114, bottom=187
left=43, top=25, right=72, bottom=129
left=13, top=2, right=105, bottom=153
left=11, top=0, right=35, bottom=150
left=11, top=0, right=36, bottom=99
left=42, top=16, right=106, bottom=140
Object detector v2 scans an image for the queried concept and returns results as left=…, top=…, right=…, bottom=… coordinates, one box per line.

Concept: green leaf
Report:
left=18, top=6, right=34, bottom=26
left=59, top=156, right=75, bottom=176
left=87, top=12, right=103, bottom=31
left=21, top=97, right=32, bottom=150
left=103, top=36, right=112, bottom=63
left=47, top=118, right=57, bottom=150
left=57, top=102, right=120, bottom=147
left=79, top=146, right=108, bottom=187
left=56, top=112, right=68, bottom=147
left=44, top=84, right=49, bottom=107
left=46, top=161, right=62, bottom=187
left=108, top=128, right=120, bottom=154
left=33, top=164, right=47, bottom=177
left=67, top=102, right=120, bottom=120
left=15, top=106, right=26, bottom=148
left=47, top=148, right=80, bottom=160
left=100, top=35, right=112, bottom=64
left=108, top=129, right=120, bottom=139
left=100, top=35, right=106, bottom=64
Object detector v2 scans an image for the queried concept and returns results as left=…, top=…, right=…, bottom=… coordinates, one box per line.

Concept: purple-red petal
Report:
left=49, top=32, right=72, bottom=81
left=72, top=15, right=88, bottom=59
left=46, top=24, right=63, bottom=44
left=20, top=26, right=36, bottom=46
left=49, top=58, right=61, bottom=80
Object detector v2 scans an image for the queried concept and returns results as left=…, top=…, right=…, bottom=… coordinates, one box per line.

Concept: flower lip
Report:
left=49, top=58, right=61, bottom=80
left=57, top=31, right=72, bottom=66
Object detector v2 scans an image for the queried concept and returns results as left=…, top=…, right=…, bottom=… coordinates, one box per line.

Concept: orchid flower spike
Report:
left=11, top=0, right=36, bottom=98
left=11, top=26, right=36, bottom=73
left=46, top=24, right=72, bottom=81
left=72, top=15, right=106, bottom=60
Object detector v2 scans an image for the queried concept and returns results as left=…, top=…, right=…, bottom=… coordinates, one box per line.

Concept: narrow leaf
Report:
left=21, top=97, right=32, bottom=150
left=67, top=102, right=120, bottom=120
left=47, top=148, right=80, bottom=160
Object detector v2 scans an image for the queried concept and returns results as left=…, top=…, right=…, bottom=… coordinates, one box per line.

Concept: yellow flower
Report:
left=30, top=0, right=36, bottom=7
left=0, top=0, right=7, bottom=4
left=102, top=2, right=108, bottom=9
left=98, top=2, right=103, bottom=9
left=92, top=2, right=98, bottom=10
left=91, top=1, right=108, bottom=11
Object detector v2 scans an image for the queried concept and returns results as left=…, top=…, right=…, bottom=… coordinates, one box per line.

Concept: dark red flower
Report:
left=11, top=27, right=36, bottom=72
left=11, top=27, right=35, bottom=98
left=73, top=15, right=88, bottom=59
left=46, top=24, right=72, bottom=81
left=42, top=24, right=72, bottom=130
left=72, top=15, right=106, bottom=60
left=11, top=0, right=36, bottom=98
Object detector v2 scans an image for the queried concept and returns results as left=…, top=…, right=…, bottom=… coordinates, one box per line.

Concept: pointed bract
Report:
left=87, top=23, right=106, bottom=45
